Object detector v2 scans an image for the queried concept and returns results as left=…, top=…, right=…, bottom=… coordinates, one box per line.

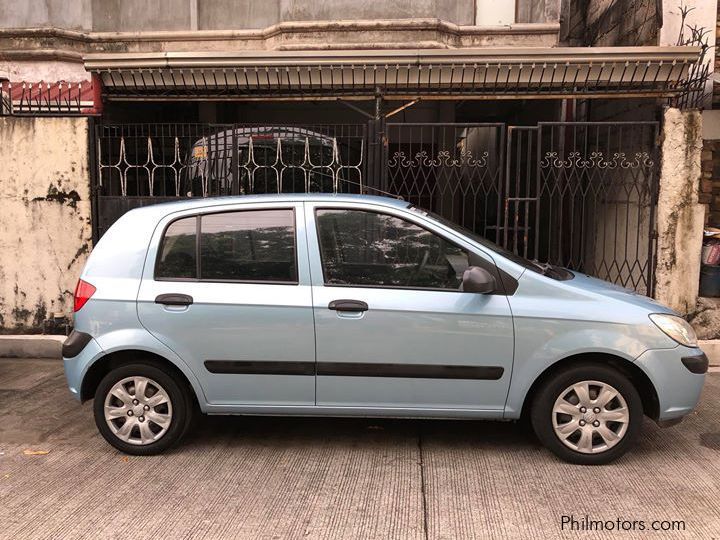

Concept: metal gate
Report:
left=93, top=120, right=659, bottom=293
left=93, top=122, right=369, bottom=238
left=385, top=121, right=659, bottom=294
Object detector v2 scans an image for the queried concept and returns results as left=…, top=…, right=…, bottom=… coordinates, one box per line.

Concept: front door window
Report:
left=315, top=209, right=470, bottom=290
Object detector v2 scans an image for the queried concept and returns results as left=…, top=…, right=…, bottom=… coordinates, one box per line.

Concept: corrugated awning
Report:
left=84, top=46, right=704, bottom=101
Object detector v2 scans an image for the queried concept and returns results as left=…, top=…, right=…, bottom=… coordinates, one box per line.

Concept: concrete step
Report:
left=0, top=335, right=66, bottom=359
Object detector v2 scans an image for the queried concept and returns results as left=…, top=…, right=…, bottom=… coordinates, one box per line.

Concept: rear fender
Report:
left=90, top=328, right=209, bottom=411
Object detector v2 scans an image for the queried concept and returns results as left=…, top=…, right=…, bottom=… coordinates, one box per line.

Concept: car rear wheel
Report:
left=530, top=363, right=643, bottom=465
left=93, top=363, right=191, bottom=455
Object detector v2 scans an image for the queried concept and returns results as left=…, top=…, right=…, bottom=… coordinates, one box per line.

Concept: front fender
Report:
left=503, top=325, right=657, bottom=419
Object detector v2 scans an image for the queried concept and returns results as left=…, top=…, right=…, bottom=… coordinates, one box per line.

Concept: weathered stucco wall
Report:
left=0, top=117, right=92, bottom=332
left=655, top=108, right=704, bottom=315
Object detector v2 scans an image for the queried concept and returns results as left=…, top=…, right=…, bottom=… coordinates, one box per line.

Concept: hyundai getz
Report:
left=63, top=194, right=707, bottom=464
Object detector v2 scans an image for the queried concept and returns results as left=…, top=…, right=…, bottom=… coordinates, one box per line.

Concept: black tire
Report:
left=530, top=362, right=643, bottom=465
left=93, top=362, right=192, bottom=455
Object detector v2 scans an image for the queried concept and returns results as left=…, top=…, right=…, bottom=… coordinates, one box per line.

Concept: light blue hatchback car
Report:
left=63, top=194, right=707, bottom=464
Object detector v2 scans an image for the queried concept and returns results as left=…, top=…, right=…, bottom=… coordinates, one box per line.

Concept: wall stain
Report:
left=67, top=243, right=90, bottom=270
left=13, top=285, right=26, bottom=299
left=11, top=306, right=31, bottom=322
left=31, top=300, right=47, bottom=328
left=32, top=184, right=81, bottom=209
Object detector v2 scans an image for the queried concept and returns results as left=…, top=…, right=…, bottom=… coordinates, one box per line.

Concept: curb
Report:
left=700, top=340, right=720, bottom=367
left=0, top=335, right=66, bottom=359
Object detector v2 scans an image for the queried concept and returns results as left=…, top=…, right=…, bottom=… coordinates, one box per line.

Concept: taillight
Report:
left=73, top=279, right=96, bottom=312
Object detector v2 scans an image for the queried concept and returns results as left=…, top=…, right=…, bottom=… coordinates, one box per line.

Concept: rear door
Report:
left=306, top=202, right=515, bottom=412
left=137, top=202, right=316, bottom=407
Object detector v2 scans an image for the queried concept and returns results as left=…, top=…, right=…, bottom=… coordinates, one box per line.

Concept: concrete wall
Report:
left=0, top=0, right=91, bottom=30
left=563, top=0, right=660, bottom=46
left=198, top=0, right=280, bottom=30
left=0, top=60, right=88, bottom=83
left=41, top=0, right=480, bottom=30
left=3, top=0, right=559, bottom=31
left=280, top=0, right=474, bottom=25
left=655, top=108, right=704, bottom=314
left=0, top=117, right=92, bottom=332
left=92, top=0, right=192, bottom=32
left=517, top=0, right=559, bottom=24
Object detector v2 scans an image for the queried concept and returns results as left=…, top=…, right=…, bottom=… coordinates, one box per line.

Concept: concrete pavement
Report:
left=1, top=357, right=719, bottom=539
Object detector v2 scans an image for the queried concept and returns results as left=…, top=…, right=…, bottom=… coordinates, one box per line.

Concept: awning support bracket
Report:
left=336, top=98, right=374, bottom=120
left=385, top=98, right=421, bottom=119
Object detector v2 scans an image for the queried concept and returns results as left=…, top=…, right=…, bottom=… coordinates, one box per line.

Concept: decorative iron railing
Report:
left=0, top=81, right=94, bottom=116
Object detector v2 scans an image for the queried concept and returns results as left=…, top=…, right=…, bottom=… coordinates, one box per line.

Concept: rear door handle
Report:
left=328, top=299, right=368, bottom=312
left=155, top=293, right=193, bottom=306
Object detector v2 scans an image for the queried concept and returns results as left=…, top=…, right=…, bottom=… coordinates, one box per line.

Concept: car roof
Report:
left=125, top=193, right=410, bottom=218
left=194, top=126, right=336, bottom=144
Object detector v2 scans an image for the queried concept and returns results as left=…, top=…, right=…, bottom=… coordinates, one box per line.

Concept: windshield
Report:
left=408, top=205, right=546, bottom=275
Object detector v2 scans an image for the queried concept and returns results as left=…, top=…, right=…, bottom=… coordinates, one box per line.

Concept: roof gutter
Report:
left=84, top=46, right=701, bottom=70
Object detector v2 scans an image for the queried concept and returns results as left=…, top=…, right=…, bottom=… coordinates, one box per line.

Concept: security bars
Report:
left=93, top=120, right=659, bottom=293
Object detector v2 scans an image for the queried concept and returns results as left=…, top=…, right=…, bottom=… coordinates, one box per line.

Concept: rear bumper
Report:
left=635, top=346, right=707, bottom=422
left=63, top=335, right=104, bottom=401
left=62, top=330, right=93, bottom=358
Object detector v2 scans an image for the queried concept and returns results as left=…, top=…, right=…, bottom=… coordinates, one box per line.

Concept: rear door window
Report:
left=155, top=209, right=297, bottom=283
left=200, top=209, right=297, bottom=283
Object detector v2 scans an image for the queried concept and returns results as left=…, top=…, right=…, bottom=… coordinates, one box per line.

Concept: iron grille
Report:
left=94, top=123, right=368, bottom=237
left=385, top=123, right=505, bottom=244
left=92, top=120, right=659, bottom=293
left=384, top=121, right=659, bottom=294
left=535, top=122, right=658, bottom=294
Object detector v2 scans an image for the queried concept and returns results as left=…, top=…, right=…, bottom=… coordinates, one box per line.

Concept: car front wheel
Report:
left=93, top=363, right=191, bottom=455
left=530, top=363, right=643, bottom=465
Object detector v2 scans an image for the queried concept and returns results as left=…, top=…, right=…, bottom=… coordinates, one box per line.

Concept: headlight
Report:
left=649, top=314, right=698, bottom=347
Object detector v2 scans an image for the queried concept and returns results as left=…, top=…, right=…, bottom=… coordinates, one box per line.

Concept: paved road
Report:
left=1, top=358, right=719, bottom=540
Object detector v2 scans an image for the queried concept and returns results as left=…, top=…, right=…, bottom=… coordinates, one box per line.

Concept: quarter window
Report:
left=316, top=209, right=470, bottom=290
left=156, top=217, right=197, bottom=279
left=155, top=209, right=297, bottom=283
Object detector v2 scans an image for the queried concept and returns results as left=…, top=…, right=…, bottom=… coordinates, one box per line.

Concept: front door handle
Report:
left=328, top=299, right=368, bottom=312
left=155, top=293, right=193, bottom=306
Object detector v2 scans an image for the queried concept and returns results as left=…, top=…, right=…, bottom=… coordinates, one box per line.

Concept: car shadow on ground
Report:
left=186, top=413, right=543, bottom=450
left=177, top=411, right=690, bottom=463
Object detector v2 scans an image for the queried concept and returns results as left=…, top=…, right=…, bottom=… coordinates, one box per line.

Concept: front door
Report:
left=137, top=202, right=316, bottom=406
left=306, top=202, right=514, bottom=412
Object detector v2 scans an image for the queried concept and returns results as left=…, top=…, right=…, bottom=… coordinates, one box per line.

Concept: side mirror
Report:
left=462, top=266, right=496, bottom=294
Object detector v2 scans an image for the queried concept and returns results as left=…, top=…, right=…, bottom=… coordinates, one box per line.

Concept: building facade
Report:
left=0, top=0, right=712, bottom=332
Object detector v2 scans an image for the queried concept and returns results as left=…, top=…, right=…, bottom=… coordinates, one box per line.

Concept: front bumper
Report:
left=635, top=346, right=707, bottom=422
left=63, top=335, right=104, bottom=401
